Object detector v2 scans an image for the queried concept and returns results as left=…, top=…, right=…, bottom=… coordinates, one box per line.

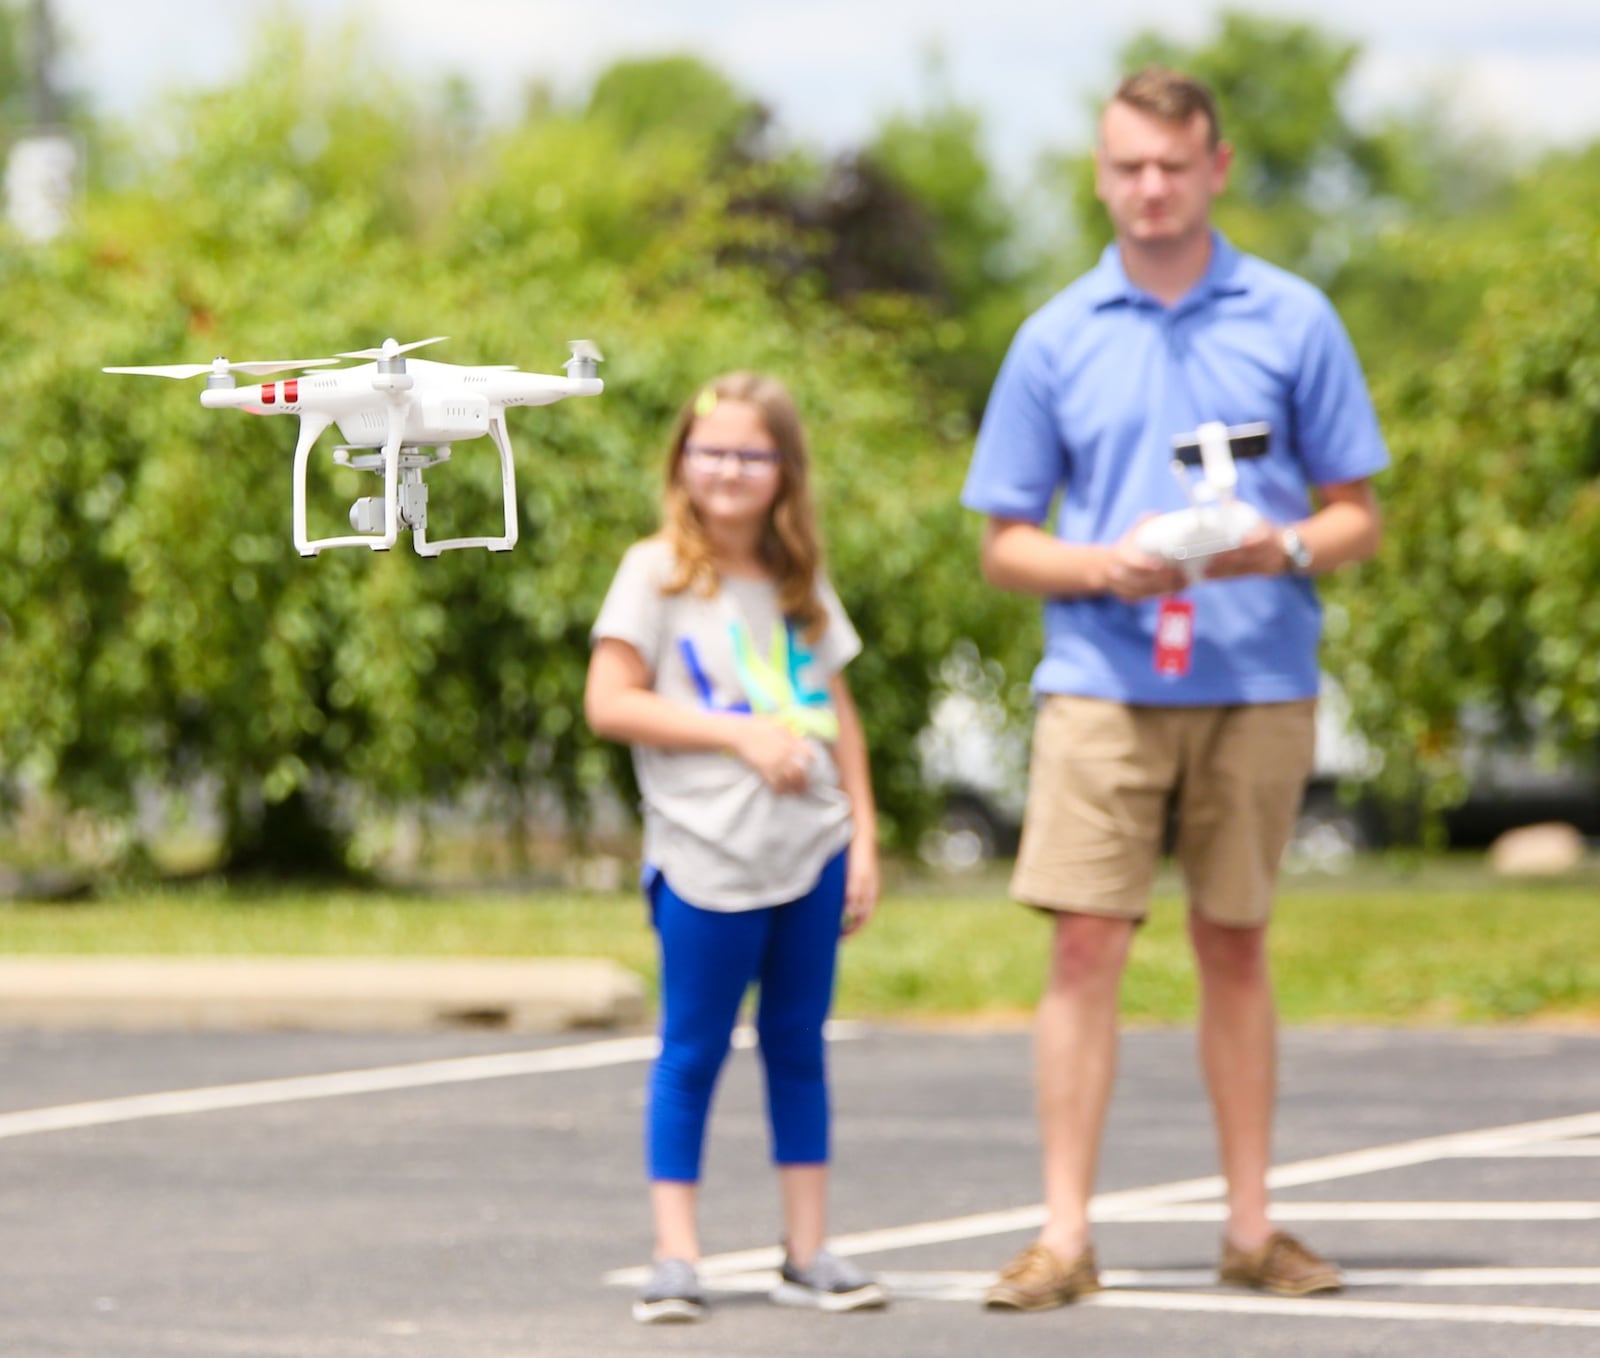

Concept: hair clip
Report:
left=693, top=388, right=719, bottom=418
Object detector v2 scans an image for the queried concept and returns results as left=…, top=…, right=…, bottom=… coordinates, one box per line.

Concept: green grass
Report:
left=2, top=858, right=1597, bottom=1025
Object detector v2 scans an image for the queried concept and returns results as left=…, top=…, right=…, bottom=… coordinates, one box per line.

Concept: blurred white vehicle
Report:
left=919, top=666, right=1600, bottom=873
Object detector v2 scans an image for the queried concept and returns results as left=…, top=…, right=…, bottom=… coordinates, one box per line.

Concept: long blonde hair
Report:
left=659, top=371, right=828, bottom=642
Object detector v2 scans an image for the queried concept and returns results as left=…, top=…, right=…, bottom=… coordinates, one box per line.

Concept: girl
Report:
left=585, top=372, right=884, bottom=1323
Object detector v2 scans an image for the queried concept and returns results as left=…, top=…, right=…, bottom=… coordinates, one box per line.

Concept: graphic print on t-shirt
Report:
left=678, top=617, right=839, bottom=740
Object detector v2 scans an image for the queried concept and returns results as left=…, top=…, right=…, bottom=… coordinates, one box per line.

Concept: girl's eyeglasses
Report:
left=683, top=443, right=782, bottom=476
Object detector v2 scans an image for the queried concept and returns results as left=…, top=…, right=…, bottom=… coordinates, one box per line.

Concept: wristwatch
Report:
left=1280, top=525, right=1313, bottom=575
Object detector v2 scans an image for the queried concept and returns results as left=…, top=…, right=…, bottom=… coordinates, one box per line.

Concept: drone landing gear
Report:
left=294, top=418, right=521, bottom=558
left=411, top=415, right=519, bottom=556
left=293, top=413, right=405, bottom=557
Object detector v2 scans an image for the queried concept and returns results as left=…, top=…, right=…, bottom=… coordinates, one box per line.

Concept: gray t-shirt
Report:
left=591, top=537, right=862, bottom=910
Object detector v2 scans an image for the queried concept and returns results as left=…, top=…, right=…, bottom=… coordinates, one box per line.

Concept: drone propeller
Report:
left=336, top=336, right=449, bottom=361
left=564, top=339, right=604, bottom=377
left=103, top=356, right=338, bottom=379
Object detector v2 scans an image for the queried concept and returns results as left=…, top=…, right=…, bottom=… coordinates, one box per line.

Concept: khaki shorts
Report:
left=1010, top=695, right=1317, bottom=927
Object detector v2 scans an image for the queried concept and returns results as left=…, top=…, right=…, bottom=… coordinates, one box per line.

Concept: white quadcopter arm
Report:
left=480, top=371, right=604, bottom=406
left=411, top=372, right=603, bottom=555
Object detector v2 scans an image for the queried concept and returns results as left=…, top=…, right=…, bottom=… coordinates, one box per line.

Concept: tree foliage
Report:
left=1, top=0, right=91, bottom=135
left=0, top=1, right=31, bottom=129
left=1324, top=147, right=1600, bottom=812
left=1047, top=9, right=1513, bottom=289
left=0, top=32, right=1028, bottom=870
left=4, top=9, right=1598, bottom=871
left=586, top=54, right=768, bottom=158
left=864, top=63, right=1034, bottom=415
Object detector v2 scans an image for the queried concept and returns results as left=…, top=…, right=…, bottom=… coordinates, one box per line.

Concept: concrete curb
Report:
left=0, top=958, right=648, bottom=1032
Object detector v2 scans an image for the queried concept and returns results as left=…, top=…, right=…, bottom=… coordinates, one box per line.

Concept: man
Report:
left=963, top=68, right=1386, bottom=1310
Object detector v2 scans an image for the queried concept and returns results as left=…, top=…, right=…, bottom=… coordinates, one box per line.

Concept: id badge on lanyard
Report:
left=1153, top=596, right=1194, bottom=678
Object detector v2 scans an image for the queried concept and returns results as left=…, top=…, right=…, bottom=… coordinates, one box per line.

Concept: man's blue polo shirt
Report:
left=962, top=233, right=1388, bottom=706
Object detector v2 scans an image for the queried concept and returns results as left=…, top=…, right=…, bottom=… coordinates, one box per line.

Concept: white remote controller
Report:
left=1135, top=420, right=1264, bottom=567
left=1136, top=499, right=1261, bottom=562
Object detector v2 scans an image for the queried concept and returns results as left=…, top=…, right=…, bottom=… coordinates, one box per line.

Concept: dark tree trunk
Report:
left=223, top=786, right=355, bottom=881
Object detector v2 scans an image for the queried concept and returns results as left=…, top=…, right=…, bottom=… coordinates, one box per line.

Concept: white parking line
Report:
left=1258, top=1110, right=1600, bottom=1193
left=1089, top=1291, right=1600, bottom=1329
left=0, top=1036, right=663, bottom=1141
left=606, top=1107, right=1600, bottom=1287
left=1326, top=1268, right=1600, bottom=1287
left=1107, top=1201, right=1600, bottom=1222
left=696, top=1266, right=1600, bottom=1296
left=0, top=1022, right=867, bottom=1143
left=638, top=1265, right=1600, bottom=1326
left=1459, top=1141, right=1600, bottom=1157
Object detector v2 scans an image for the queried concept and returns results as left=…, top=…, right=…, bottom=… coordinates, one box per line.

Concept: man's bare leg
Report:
left=1189, top=912, right=1276, bottom=1249
left=1035, top=911, right=1136, bottom=1260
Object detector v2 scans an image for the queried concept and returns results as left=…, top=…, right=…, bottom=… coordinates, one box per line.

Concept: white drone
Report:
left=1135, top=419, right=1268, bottom=577
left=104, top=337, right=604, bottom=556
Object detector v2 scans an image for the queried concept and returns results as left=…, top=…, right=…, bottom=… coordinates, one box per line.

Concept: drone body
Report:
left=105, top=337, right=603, bottom=557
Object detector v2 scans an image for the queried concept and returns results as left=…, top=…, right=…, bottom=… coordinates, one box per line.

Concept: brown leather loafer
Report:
left=983, top=1242, right=1101, bottom=1311
left=1219, top=1231, right=1342, bottom=1296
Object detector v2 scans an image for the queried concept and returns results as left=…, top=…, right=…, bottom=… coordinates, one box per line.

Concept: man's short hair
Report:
left=1109, top=68, right=1222, bottom=147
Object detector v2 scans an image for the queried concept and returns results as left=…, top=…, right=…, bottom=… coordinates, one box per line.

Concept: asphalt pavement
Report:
left=3, top=1023, right=1598, bottom=1357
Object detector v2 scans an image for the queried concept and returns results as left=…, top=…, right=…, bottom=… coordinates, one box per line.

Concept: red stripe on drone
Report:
left=261, top=383, right=276, bottom=404
left=283, top=379, right=298, bottom=403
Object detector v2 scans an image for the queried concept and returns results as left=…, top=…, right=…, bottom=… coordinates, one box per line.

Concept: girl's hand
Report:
left=732, top=716, right=815, bottom=794
left=842, top=834, right=880, bottom=936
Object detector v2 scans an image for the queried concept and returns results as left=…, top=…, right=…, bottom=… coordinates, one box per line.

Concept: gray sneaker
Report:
left=632, top=1258, right=705, bottom=1324
left=771, top=1248, right=888, bottom=1312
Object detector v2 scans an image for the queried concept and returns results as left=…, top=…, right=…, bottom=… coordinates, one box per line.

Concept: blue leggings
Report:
left=647, top=851, right=847, bottom=1182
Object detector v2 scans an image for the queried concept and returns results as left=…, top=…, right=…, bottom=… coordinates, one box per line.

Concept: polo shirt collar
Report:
left=1086, top=230, right=1250, bottom=312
